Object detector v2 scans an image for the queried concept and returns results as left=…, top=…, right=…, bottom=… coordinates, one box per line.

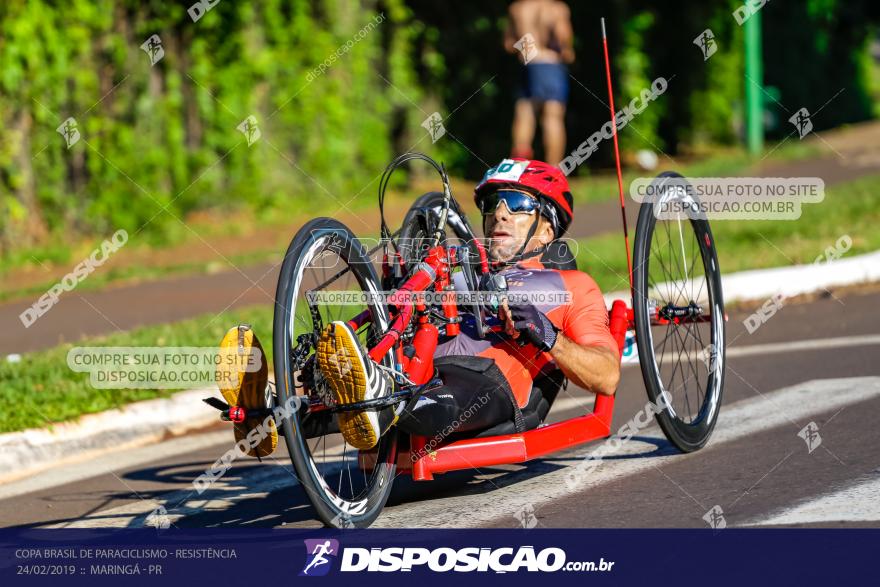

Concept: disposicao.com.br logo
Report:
left=299, top=539, right=614, bottom=575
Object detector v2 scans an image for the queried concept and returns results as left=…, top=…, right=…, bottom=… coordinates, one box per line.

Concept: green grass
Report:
left=574, top=172, right=880, bottom=292
left=0, top=304, right=275, bottom=433
left=0, top=294, right=379, bottom=433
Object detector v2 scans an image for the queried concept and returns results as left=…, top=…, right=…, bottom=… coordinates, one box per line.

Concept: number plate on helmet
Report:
left=483, top=159, right=529, bottom=183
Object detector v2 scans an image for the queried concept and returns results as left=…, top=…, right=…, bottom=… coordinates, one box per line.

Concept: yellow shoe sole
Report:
left=218, top=324, right=277, bottom=458
left=316, top=322, right=383, bottom=450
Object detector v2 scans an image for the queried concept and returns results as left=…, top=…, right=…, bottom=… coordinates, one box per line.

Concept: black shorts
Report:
left=396, top=359, right=518, bottom=438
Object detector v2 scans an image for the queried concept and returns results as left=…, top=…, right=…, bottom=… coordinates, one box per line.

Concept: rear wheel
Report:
left=273, top=218, right=398, bottom=528
left=633, top=172, right=725, bottom=452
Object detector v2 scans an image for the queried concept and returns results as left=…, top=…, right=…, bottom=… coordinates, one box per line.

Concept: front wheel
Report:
left=273, top=217, right=398, bottom=527
left=633, top=172, right=726, bottom=453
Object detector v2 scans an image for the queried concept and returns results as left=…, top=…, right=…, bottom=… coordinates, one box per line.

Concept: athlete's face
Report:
left=483, top=196, right=554, bottom=262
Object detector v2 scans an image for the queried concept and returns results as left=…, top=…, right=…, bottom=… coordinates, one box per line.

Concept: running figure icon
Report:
left=301, top=540, right=337, bottom=576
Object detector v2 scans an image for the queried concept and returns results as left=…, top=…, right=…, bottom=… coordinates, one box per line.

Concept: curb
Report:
left=603, top=249, right=880, bottom=307
left=0, top=387, right=220, bottom=484
left=3, top=250, right=879, bottom=484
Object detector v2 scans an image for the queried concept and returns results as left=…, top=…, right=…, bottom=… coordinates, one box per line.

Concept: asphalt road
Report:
left=1, top=287, right=878, bottom=529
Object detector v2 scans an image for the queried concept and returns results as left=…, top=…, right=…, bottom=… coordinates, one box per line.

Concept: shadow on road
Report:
left=12, top=434, right=675, bottom=529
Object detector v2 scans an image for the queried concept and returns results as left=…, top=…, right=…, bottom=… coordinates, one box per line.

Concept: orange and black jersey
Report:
left=435, top=256, right=617, bottom=407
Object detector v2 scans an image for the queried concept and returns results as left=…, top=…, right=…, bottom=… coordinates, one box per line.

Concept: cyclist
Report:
left=316, top=159, right=620, bottom=450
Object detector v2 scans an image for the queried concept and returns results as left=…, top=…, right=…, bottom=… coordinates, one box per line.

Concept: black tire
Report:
left=633, top=172, right=726, bottom=452
left=398, top=192, right=440, bottom=270
left=273, top=218, right=397, bottom=528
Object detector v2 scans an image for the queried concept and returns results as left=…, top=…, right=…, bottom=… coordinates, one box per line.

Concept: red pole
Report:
left=601, top=18, right=634, bottom=296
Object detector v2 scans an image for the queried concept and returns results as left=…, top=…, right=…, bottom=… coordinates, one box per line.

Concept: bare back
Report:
left=507, top=0, right=573, bottom=64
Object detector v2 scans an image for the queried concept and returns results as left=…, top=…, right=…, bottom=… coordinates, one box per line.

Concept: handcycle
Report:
left=269, top=152, right=726, bottom=528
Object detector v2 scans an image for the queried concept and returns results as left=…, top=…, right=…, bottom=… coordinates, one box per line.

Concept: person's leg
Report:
left=396, top=363, right=514, bottom=438
left=541, top=100, right=567, bottom=165
left=512, top=98, right=536, bottom=159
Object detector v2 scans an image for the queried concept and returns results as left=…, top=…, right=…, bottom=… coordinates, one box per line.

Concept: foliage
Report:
left=409, top=0, right=879, bottom=174
left=0, top=0, right=423, bottom=256
left=576, top=172, right=880, bottom=293
left=1, top=0, right=878, bottom=260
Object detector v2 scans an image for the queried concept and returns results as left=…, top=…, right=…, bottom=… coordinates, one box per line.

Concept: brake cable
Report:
left=377, top=152, right=452, bottom=255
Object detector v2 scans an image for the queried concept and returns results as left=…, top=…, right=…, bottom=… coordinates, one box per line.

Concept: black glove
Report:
left=506, top=302, right=559, bottom=352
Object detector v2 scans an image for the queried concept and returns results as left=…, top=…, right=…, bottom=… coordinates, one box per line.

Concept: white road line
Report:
left=0, top=431, right=228, bottom=501
left=622, top=333, right=880, bottom=369
left=25, top=399, right=594, bottom=527
left=41, top=451, right=353, bottom=529
left=603, top=249, right=880, bottom=306
left=742, top=474, right=880, bottom=526
left=36, top=376, right=880, bottom=529
left=547, top=393, right=595, bottom=415
left=7, top=334, right=871, bottom=501
left=372, top=376, right=880, bottom=528
left=725, top=333, right=880, bottom=359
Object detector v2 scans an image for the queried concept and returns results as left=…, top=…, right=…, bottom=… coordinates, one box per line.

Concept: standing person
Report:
left=504, top=0, right=575, bottom=165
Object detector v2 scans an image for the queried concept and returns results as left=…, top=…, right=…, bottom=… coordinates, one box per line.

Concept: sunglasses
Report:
left=478, top=190, right=540, bottom=216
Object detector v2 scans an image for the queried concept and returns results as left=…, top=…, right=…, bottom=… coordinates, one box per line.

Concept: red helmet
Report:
left=474, top=159, right=574, bottom=237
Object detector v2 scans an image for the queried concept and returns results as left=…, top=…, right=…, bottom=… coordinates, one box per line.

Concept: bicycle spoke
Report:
left=658, top=321, right=672, bottom=378
left=653, top=230, right=677, bottom=302
left=672, top=326, right=694, bottom=418
left=347, top=446, right=355, bottom=498
left=650, top=216, right=716, bottom=422
left=675, top=323, right=702, bottom=420
left=676, top=216, right=690, bottom=285
left=653, top=230, right=688, bottom=303
left=337, top=440, right=345, bottom=496
left=664, top=326, right=686, bottom=400
left=663, top=220, right=688, bottom=301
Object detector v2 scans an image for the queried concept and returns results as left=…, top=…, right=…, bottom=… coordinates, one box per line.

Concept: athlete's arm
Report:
left=552, top=269, right=620, bottom=395
left=500, top=297, right=620, bottom=396
left=548, top=334, right=619, bottom=396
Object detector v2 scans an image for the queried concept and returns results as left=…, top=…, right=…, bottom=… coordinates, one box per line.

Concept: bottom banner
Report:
left=2, top=528, right=875, bottom=585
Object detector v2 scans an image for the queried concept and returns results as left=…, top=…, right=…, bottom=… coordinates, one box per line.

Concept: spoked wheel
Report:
left=273, top=218, right=398, bottom=528
left=633, top=172, right=726, bottom=452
